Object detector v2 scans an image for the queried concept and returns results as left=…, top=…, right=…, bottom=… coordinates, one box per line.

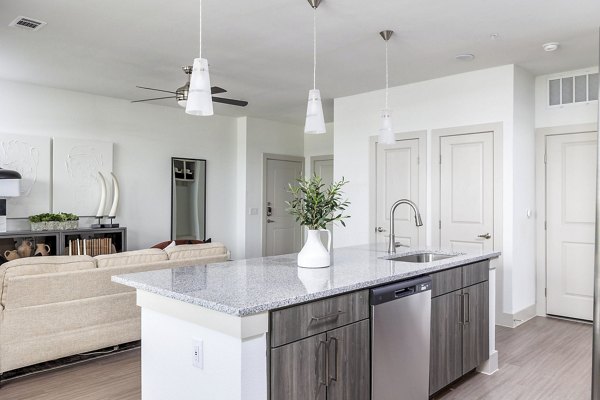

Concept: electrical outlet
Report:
left=192, top=339, right=203, bottom=369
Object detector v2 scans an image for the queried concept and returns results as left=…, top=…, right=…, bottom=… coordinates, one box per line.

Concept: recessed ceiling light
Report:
left=455, top=53, right=475, bottom=61
left=543, top=42, right=560, bottom=52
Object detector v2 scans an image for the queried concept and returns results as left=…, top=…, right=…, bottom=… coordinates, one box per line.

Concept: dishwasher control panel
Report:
left=370, top=276, right=432, bottom=305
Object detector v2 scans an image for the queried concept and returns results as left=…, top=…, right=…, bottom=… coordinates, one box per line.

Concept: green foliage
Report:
left=286, top=175, right=350, bottom=230
left=29, top=213, right=79, bottom=223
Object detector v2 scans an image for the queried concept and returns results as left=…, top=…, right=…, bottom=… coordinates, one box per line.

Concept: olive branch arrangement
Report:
left=286, top=175, right=350, bottom=230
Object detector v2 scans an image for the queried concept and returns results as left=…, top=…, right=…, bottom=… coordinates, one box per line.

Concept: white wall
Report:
left=239, top=117, right=305, bottom=259
left=0, top=79, right=241, bottom=255
left=304, top=122, right=334, bottom=176
left=535, top=66, right=599, bottom=128
left=334, top=65, right=537, bottom=322
left=511, top=66, right=537, bottom=314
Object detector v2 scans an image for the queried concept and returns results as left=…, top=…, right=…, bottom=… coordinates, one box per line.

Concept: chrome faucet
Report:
left=388, top=199, right=423, bottom=254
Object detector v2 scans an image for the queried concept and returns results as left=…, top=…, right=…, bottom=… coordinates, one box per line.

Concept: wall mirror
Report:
left=171, top=158, right=206, bottom=241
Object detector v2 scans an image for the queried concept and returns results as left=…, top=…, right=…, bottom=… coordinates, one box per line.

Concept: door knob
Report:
left=376, top=227, right=386, bottom=233
left=478, top=233, right=492, bottom=240
left=267, top=219, right=275, bottom=223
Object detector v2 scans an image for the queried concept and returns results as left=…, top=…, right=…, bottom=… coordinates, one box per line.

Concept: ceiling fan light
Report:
left=178, top=100, right=187, bottom=108
left=304, top=89, right=326, bottom=134
left=378, top=109, right=395, bottom=144
left=185, top=58, right=214, bottom=116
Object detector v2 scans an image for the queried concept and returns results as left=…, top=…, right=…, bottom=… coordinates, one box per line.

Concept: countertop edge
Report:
left=112, top=252, right=500, bottom=317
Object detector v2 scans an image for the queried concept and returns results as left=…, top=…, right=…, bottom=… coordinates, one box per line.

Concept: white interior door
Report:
left=376, top=139, right=420, bottom=247
left=265, top=158, right=304, bottom=256
left=439, top=132, right=494, bottom=254
left=312, top=156, right=334, bottom=247
left=546, top=132, right=597, bottom=321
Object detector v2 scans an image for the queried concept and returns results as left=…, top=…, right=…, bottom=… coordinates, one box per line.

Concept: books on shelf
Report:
left=68, top=238, right=113, bottom=257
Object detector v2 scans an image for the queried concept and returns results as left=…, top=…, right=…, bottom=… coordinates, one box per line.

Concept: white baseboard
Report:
left=496, top=304, right=537, bottom=328
left=477, top=350, right=499, bottom=375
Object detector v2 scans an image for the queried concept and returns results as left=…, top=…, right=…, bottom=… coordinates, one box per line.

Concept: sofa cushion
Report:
left=95, top=249, right=168, bottom=268
left=151, top=238, right=212, bottom=250
left=165, top=243, right=227, bottom=261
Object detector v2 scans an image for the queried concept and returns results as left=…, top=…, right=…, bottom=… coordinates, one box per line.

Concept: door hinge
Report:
left=417, top=156, right=420, bottom=165
left=439, top=155, right=442, bottom=164
left=545, top=288, right=547, bottom=297
left=544, top=153, right=547, bottom=164
left=439, top=220, right=442, bottom=229
left=544, top=221, right=547, bottom=231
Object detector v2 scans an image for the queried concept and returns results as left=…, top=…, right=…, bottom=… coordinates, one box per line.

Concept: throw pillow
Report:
left=151, top=238, right=212, bottom=250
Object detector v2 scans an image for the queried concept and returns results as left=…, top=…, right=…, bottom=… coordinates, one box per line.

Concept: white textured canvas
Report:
left=53, top=138, right=113, bottom=217
left=0, top=134, right=52, bottom=218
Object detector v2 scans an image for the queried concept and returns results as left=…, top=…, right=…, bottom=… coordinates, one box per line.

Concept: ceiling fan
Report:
left=132, top=66, right=248, bottom=108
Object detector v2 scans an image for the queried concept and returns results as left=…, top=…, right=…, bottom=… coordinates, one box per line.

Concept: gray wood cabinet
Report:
left=269, top=292, right=370, bottom=400
left=270, top=333, right=327, bottom=400
left=429, top=261, right=490, bottom=395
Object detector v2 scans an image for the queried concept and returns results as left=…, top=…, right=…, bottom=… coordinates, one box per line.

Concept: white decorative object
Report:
left=53, top=138, right=113, bottom=216
left=0, top=134, right=51, bottom=217
left=96, top=172, right=108, bottom=218
left=108, top=172, right=120, bottom=218
left=297, top=229, right=332, bottom=269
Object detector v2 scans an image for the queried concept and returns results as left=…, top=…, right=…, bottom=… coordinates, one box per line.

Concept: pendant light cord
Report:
left=385, top=39, right=389, bottom=109
left=199, top=0, right=202, bottom=59
left=313, top=7, right=317, bottom=90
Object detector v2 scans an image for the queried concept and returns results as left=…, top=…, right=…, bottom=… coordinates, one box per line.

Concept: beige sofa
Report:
left=0, top=243, right=229, bottom=375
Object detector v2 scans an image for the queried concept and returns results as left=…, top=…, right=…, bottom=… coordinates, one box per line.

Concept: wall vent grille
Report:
left=8, top=16, right=47, bottom=31
left=548, top=72, right=598, bottom=107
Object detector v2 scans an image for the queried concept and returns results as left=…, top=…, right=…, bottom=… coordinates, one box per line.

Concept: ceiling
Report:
left=1, top=0, right=599, bottom=124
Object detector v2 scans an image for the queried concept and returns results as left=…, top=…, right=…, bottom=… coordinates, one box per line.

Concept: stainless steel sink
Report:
left=386, top=252, right=455, bottom=263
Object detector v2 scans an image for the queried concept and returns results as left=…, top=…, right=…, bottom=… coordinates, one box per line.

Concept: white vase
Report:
left=298, top=229, right=332, bottom=269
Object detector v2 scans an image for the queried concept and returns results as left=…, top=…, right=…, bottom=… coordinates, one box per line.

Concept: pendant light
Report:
left=378, top=30, right=395, bottom=145
left=186, top=0, right=214, bottom=116
left=304, top=0, right=326, bottom=134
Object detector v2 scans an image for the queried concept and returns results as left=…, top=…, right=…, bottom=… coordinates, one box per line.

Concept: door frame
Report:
left=262, top=153, right=305, bottom=256
left=535, top=123, right=597, bottom=317
left=310, top=155, right=334, bottom=177
left=369, top=130, right=427, bottom=246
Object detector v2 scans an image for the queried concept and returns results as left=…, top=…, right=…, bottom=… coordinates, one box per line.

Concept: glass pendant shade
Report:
left=304, top=89, right=326, bottom=134
left=378, top=109, right=395, bottom=144
left=185, top=58, right=214, bottom=116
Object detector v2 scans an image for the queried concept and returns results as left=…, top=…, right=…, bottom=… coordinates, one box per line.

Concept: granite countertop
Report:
left=112, top=244, right=500, bottom=317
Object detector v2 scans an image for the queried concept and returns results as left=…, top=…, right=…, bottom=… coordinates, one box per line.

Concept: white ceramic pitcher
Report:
left=297, top=229, right=332, bottom=269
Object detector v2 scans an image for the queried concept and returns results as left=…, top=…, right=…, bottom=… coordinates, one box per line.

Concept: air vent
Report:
left=548, top=72, right=599, bottom=107
left=9, top=16, right=47, bottom=31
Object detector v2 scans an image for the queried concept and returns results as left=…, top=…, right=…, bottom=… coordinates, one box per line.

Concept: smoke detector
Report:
left=455, top=53, right=475, bottom=61
left=8, top=16, right=47, bottom=31
left=543, top=42, right=560, bottom=52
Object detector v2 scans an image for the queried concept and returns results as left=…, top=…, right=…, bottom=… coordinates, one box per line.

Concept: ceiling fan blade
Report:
left=131, top=96, right=176, bottom=103
left=211, top=86, right=227, bottom=95
left=212, top=97, right=248, bottom=107
left=136, top=86, right=177, bottom=94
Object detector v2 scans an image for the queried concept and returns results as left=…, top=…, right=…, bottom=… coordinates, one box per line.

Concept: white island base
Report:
left=137, top=291, right=269, bottom=400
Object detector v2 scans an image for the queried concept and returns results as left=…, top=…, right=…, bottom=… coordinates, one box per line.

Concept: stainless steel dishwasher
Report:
left=371, top=276, right=432, bottom=400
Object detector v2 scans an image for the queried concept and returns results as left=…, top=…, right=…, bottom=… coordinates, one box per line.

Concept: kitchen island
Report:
left=113, top=244, right=500, bottom=400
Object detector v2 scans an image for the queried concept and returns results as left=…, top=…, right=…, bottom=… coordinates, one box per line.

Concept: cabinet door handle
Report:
left=328, top=337, right=339, bottom=385
left=458, top=293, right=464, bottom=325
left=318, top=340, right=328, bottom=387
left=464, top=293, right=471, bottom=324
left=310, top=310, right=345, bottom=324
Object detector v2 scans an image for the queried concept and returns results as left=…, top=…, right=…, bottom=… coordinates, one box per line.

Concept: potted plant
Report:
left=286, top=175, right=350, bottom=268
left=29, top=213, right=79, bottom=231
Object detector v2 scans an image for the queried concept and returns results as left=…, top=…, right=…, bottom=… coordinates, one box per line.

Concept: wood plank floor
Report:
left=0, top=316, right=592, bottom=400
